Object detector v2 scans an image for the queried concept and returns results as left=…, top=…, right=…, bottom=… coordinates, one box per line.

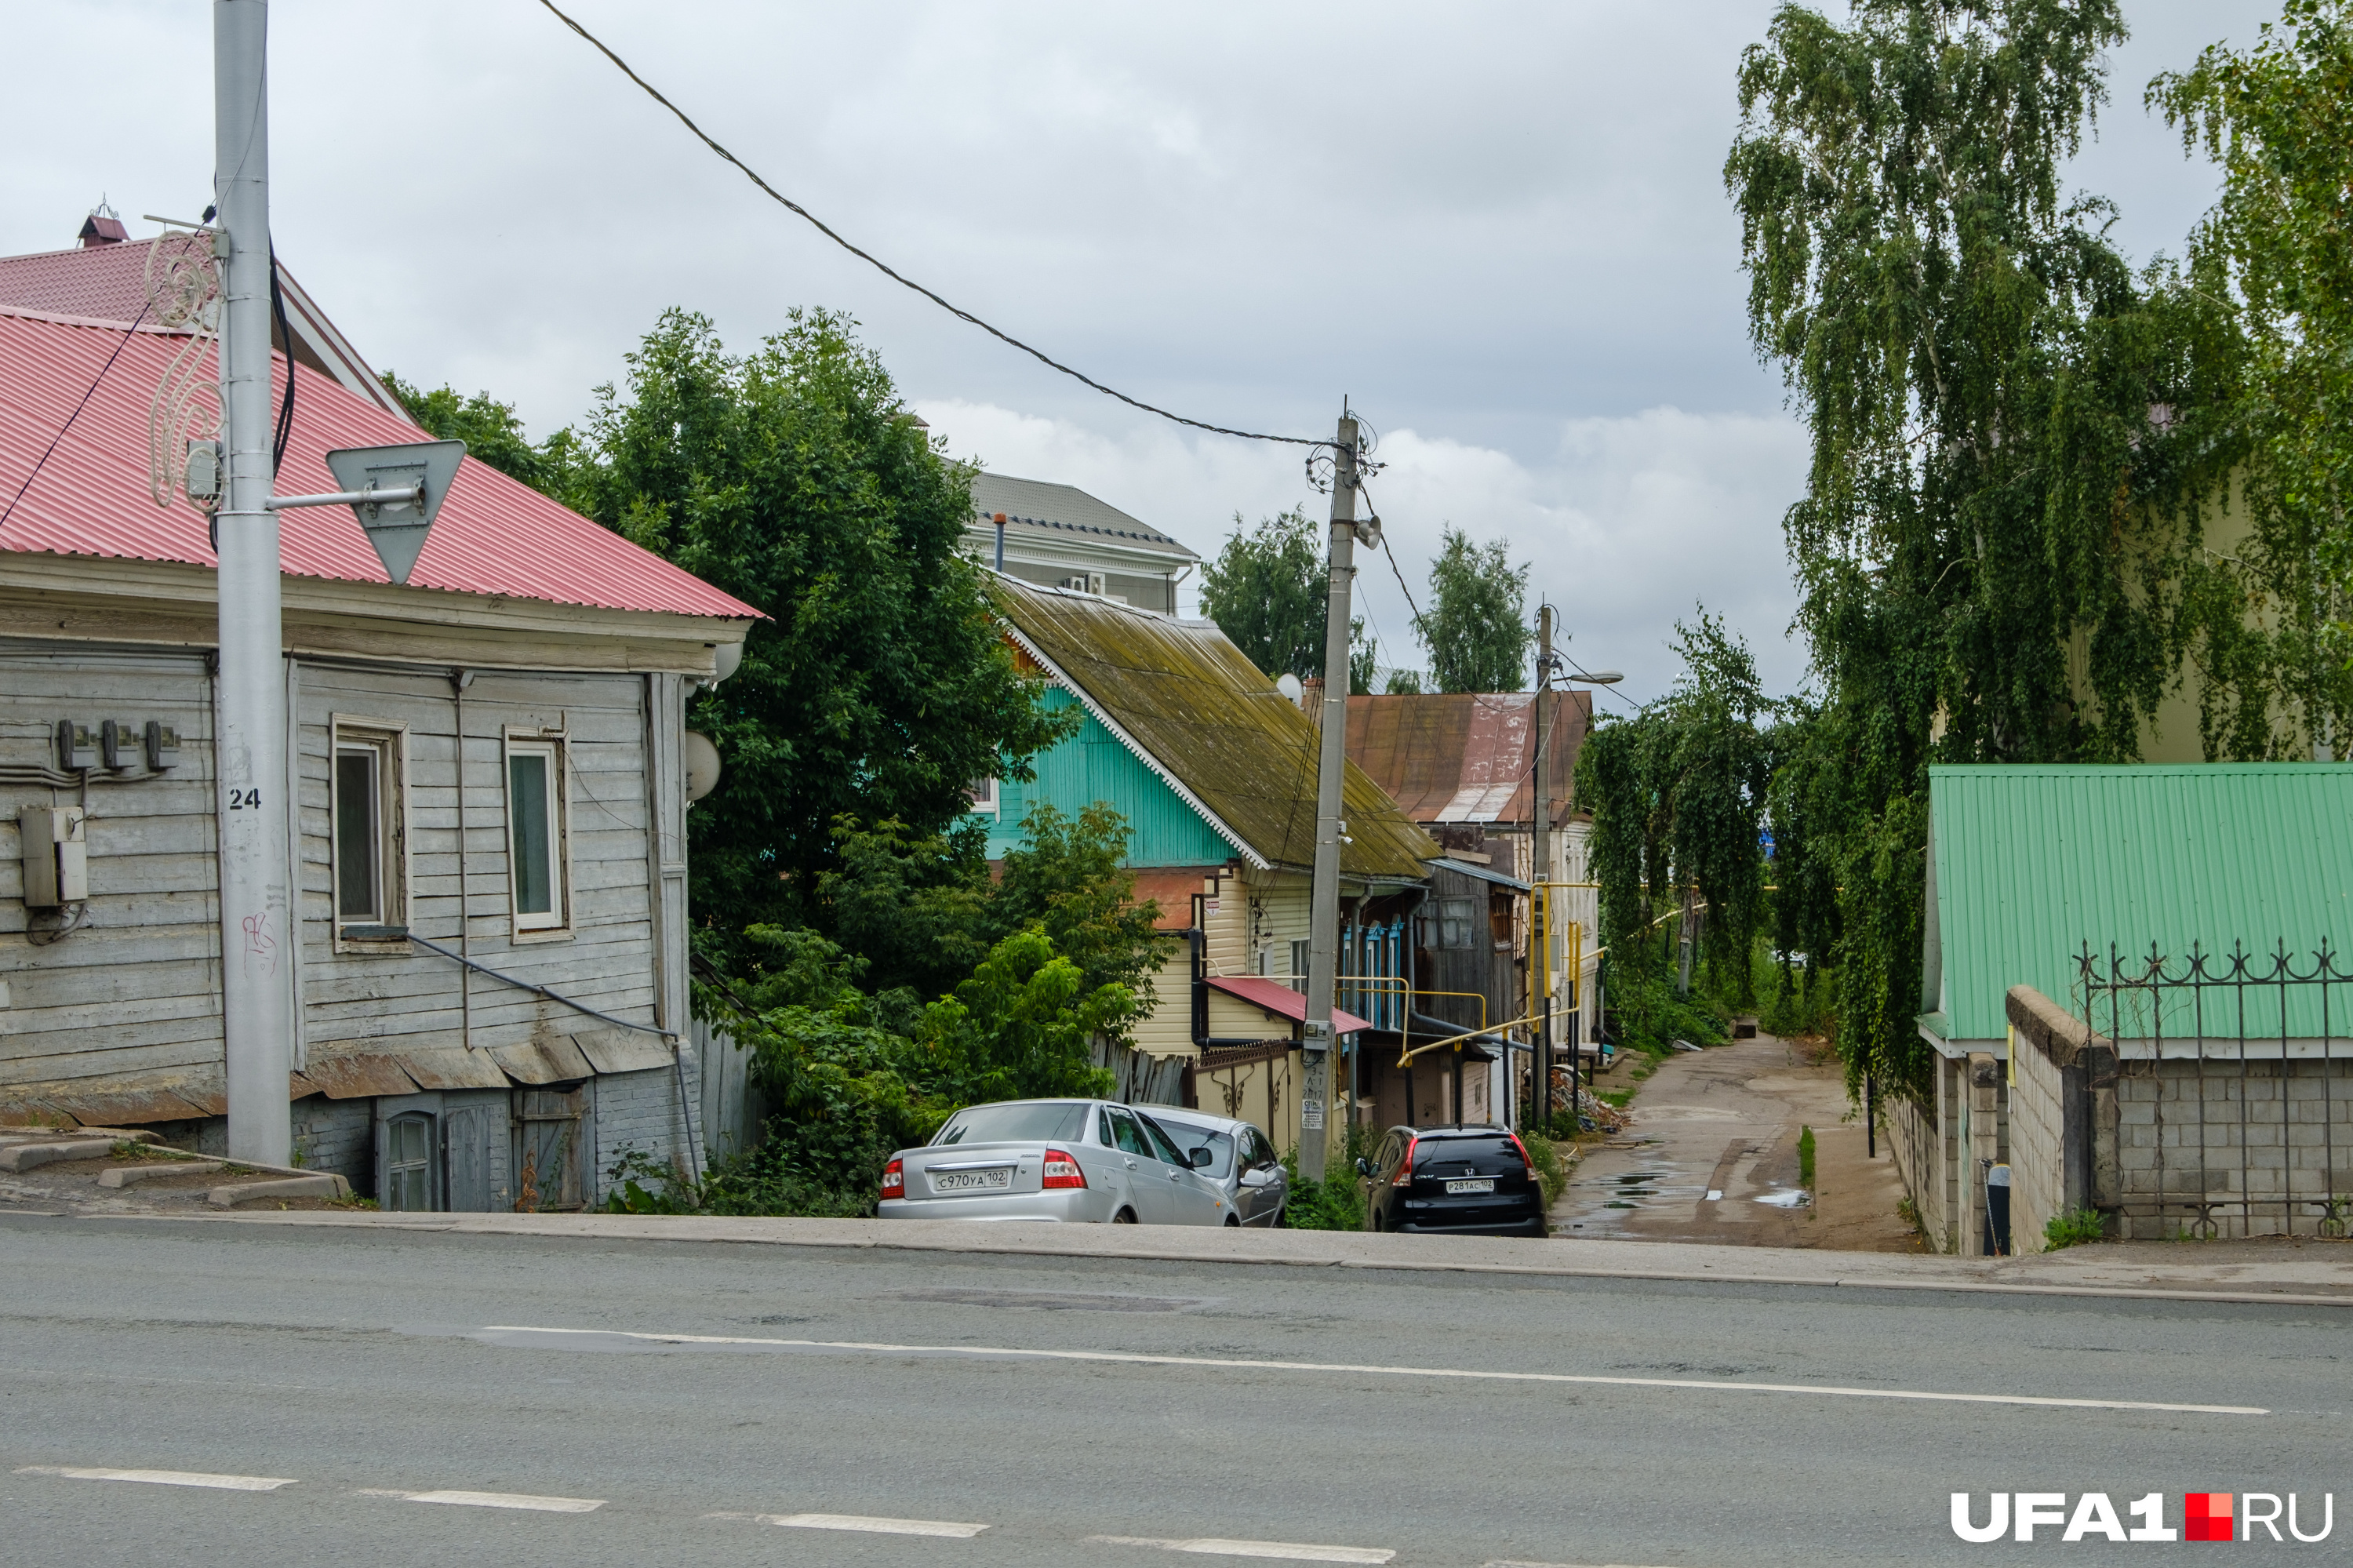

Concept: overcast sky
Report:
left=6, top=2, right=2284, bottom=702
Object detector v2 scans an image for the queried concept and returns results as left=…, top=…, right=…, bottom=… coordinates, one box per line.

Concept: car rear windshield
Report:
left=934, top=1102, right=1087, bottom=1146
left=1413, top=1135, right=1522, bottom=1166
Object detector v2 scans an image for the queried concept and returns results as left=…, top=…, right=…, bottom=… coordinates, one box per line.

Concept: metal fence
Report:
left=2077, top=940, right=2351, bottom=1239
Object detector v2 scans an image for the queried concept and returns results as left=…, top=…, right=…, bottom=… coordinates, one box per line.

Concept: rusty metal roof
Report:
left=0, top=309, right=759, bottom=622
left=1343, top=690, right=1589, bottom=826
left=989, top=576, right=1436, bottom=881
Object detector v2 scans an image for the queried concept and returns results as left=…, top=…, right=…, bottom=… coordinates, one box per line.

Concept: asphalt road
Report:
left=0, top=1213, right=2344, bottom=1567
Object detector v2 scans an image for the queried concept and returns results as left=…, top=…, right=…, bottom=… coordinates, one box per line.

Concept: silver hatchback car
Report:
left=878, top=1099, right=1231, bottom=1224
left=1140, top=1105, right=1290, bottom=1227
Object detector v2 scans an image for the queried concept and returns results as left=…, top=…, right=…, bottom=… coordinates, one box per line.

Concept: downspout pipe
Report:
left=1184, top=926, right=1271, bottom=1050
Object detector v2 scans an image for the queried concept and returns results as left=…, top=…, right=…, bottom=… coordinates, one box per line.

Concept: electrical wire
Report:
left=267, top=246, right=294, bottom=475
left=536, top=0, right=1318, bottom=449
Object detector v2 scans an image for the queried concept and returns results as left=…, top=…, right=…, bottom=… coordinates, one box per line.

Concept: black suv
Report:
left=1358, top=1124, right=1547, bottom=1236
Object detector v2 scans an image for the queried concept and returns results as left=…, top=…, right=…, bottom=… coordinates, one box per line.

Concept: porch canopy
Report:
left=1206, top=975, right=1373, bottom=1036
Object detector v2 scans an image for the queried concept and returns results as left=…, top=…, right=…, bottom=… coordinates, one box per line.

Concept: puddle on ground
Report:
left=1754, top=1187, right=1812, bottom=1209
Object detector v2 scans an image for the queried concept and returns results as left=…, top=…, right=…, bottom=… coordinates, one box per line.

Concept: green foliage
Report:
left=1415, top=528, right=1532, bottom=693
left=2151, top=0, right=2353, bottom=755
left=1278, top=1124, right=1377, bottom=1230
left=2043, top=1205, right=2109, bottom=1250
left=557, top=307, right=1071, bottom=944
left=1797, top=1124, right=1817, bottom=1189
left=1716, top=2, right=2276, bottom=1102
left=380, top=373, right=567, bottom=492
left=1200, top=507, right=1331, bottom=681
left=1577, top=611, right=1775, bottom=1011
left=1383, top=668, right=1425, bottom=695
left=1522, top=1132, right=1569, bottom=1208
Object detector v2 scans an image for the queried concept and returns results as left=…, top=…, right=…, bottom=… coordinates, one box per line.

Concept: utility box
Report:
left=20, top=806, right=89, bottom=908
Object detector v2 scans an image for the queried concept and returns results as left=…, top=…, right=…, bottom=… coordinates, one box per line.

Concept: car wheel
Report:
left=1112, top=1207, right=1138, bottom=1224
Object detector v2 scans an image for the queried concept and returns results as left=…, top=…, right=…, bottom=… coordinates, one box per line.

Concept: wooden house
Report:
left=0, top=224, right=757, bottom=1209
left=973, top=576, right=1437, bottom=1152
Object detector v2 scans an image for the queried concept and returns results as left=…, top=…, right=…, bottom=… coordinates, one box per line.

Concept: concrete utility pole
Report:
left=216, top=0, right=293, bottom=1165
left=1300, top=408, right=1361, bottom=1182
left=1530, top=605, right=1553, bottom=1132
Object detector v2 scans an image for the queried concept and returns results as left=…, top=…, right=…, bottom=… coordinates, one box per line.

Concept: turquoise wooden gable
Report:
left=974, top=688, right=1238, bottom=865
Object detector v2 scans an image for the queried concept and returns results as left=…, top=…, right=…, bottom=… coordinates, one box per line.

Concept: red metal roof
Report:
left=1206, top=974, right=1373, bottom=1036
left=1343, top=690, right=1589, bottom=826
left=0, top=236, right=184, bottom=323
left=0, top=309, right=758, bottom=621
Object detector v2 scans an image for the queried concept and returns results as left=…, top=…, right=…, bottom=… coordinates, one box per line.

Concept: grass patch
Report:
left=1797, top=1125, right=1816, bottom=1189
left=1522, top=1133, right=1569, bottom=1208
left=2042, top=1206, right=2107, bottom=1250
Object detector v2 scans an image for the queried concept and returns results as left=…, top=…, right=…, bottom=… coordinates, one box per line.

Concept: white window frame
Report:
left=503, top=729, right=572, bottom=938
left=329, top=715, right=410, bottom=951
left=968, top=775, right=998, bottom=815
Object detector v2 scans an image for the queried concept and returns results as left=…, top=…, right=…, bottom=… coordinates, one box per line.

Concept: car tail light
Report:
left=1505, top=1132, right=1534, bottom=1170
left=1391, top=1135, right=1419, bottom=1187
left=881, top=1158, right=904, bottom=1199
left=1041, top=1148, right=1086, bottom=1189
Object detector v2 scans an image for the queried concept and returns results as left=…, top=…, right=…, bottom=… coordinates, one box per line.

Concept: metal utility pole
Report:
left=1530, top=605, right=1553, bottom=1132
left=215, top=0, right=292, bottom=1166
left=1300, top=408, right=1361, bottom=1182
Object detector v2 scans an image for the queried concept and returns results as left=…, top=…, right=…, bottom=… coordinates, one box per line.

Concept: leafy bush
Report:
left=1522, top=1132, right=1568, bottom=1208
left=1278, top=1126, right=1375, bottom=1231
left=2043, top=1206, right=2108, bottom=1250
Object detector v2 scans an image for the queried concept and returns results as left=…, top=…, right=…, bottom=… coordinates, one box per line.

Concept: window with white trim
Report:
left=330, top=719, right=408, bottom=940
left=968, top=775, right=998, bottom=814
left=504, top=736, right=569, bottom=933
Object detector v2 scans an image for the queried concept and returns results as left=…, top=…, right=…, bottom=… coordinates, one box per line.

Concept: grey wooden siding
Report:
left=0, top=641, right=222, bottom=1092
left=4, top=643, right=686, bottom=1115
left=293, top=663, right=662, bottom=1058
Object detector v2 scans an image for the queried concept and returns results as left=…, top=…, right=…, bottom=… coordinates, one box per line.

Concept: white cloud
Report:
left=918, top=398, right=1812, bottom=705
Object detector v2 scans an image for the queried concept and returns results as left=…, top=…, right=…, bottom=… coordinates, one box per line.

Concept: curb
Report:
left=49, top=1208, right=2353, bottom=1309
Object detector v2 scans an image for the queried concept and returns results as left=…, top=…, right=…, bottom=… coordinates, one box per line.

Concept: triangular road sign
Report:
left=322, top=439, right=465, bottom=586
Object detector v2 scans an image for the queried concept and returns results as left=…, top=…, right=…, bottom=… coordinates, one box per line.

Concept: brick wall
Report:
left=293, top=1097, right=374, bottom=1188
left=2009, top=1023, right=2068, bottom=1252
left=592, top=1064, right=693, bottom=1206
left=1884, top=1053, right=1966, bottom=1253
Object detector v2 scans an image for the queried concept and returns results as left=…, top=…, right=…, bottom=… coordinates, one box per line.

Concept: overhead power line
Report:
left=535, top=0, right=1318, bottom=448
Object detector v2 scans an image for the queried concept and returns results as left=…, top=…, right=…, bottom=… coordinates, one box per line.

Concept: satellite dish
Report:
left=683, top=731, right=722, bottom=802
left=1276, top=673, right=1304, bottom=703
left=322, top=439, right=464, bottom=586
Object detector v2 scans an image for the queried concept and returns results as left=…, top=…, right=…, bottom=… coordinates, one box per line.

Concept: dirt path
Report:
left=1551, top=1032, right=1922, bottom=1252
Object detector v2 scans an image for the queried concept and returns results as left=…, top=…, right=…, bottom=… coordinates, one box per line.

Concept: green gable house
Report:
left=1899, top=763, right=2353, bottom=1254
left=980, top=577, right=1438, bottom=1153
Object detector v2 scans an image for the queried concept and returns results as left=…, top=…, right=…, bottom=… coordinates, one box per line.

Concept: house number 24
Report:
left=226, top=788, right=263, bottom=809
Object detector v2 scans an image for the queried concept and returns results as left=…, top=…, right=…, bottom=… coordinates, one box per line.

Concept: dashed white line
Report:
left=478, top=1324, right=2269, bottom=1416
left=16, top=1465, right=296, bottom=1491
left=717, top=1511, right=987, bottom=1537
left=357, top=1486, right=603, bottom=1512
left=1090, top=1535, right=1394, bottom=1563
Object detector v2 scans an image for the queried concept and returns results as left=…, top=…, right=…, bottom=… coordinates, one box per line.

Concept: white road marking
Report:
left=373, top=1488, right=604, bottom=1512
left=16, top=1465, right=296, bottom=1491
left=748, top=1511, right=988, bottom=1537
left=1486, top=1561, right=1691, bottom=1567
left=1091, top=1534, right=1394, bottom=1563
left=478, top=1324, right=2269, bottom=1416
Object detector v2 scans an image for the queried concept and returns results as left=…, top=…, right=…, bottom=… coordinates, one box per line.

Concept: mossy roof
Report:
left=991, top=576, right=1438, bottom=881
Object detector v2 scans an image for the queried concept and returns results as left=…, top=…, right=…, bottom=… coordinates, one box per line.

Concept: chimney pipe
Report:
left=993, top=512, right=1006, bottom=573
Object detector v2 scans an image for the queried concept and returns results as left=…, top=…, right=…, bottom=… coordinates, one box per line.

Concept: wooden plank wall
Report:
left=0, top=642, right=220, bottom=1091
left=2, top=642, right=671, bottom=1097
left=295, top=662, right=660, bottom=1057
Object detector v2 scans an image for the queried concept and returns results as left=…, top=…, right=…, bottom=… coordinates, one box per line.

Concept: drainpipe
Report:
left=993, top=512, right=1006, bottom=573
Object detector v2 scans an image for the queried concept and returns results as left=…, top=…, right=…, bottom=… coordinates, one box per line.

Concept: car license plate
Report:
left=1446, top=1177, right=1496, bottom=1195
left=932, top=1168, right=1012, bottom=1192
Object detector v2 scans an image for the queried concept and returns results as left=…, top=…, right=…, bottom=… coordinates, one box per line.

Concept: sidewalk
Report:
left=32, top=1205, right=2350, bottom=1307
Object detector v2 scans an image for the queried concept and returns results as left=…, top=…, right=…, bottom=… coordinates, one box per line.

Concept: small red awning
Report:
left=1206, top=975, right=1373, bottom=1036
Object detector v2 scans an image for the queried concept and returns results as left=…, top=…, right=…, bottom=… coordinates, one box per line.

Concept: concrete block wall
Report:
left=1882, top=1071, right=1957, bottom=1253
left=2008, top=1033, right=2067, bottom=1253
left=2109, top=1060, right=2353, bottom=1239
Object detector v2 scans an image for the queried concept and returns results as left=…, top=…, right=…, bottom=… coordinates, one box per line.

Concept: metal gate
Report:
left=2078, top=941, right=2351, bottom=1239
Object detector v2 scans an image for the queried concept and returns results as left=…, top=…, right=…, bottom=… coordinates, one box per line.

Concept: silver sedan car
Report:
left=1139, top=1105, right=1290, bottom=1226
left=878, top=1099, right=1231, bottom=1224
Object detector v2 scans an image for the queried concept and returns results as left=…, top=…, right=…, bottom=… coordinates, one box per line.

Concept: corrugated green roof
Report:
left=991, top=577, right=1437, bottom=881
left=1928, top=763, right=2353, bottom=1042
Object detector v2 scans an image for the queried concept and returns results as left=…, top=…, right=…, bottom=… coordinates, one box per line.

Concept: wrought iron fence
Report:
left=2076, top=940, right=2351, bottom=1239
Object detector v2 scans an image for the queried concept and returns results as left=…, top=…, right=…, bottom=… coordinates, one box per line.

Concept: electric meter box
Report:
left=20, top=806, right=89, bottom=908
left=54, top=720, right=95, bottom=772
